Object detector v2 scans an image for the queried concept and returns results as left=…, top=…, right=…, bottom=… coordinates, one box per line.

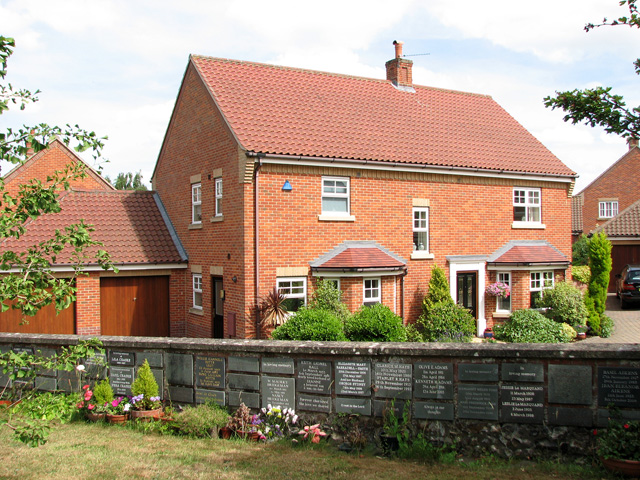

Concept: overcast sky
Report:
left=1, top=0, right=639, bottom=193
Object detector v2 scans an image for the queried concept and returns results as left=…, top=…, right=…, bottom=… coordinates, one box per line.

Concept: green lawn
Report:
left=0, top=421, right=616, bottom=480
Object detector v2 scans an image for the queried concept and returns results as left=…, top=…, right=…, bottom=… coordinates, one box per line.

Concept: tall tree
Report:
left=110, top=171, right=148, bottom=191
left=544, top=1, right=640, bottom=140
left=0, top=36, right=114, bottom=316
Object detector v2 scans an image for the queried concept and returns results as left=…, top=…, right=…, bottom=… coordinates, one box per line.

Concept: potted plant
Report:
left=595, top=415, right=640, bottom=476
left=380, top=399, right=410, bottom=454
left=253, top=404, right=298, bottom=440
left=105, top=396, right=131, bottom=424
left=87, top=379, right=114, bottom=421
left=574, top=324, right=589, bottom=340
left=485, top=282, right=510, bottom=299
left=227, top=403, right=252, bottom=438
left=129, top=360, right=162, bottom=420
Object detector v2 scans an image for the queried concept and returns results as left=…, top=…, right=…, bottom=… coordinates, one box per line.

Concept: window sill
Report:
left=493, top=312, right=510, bottom=319
left=210, top=215, right=224, bottom=223
left=188, top=223, right=203, bottom=230
left=512, top=222, right=545, bottom=229
left=318, top=213, right=356, bottom=222
left=189, top=307, right=204, bottom=316
left=597, top=217, right=615, bottom=221
left=411, top=251, right=434, bottom=260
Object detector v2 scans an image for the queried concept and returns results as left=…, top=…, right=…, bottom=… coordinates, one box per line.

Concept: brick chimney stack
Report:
left=385, top=40, right=413, bottom=88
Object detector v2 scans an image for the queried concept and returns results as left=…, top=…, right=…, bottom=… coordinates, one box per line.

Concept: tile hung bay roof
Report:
left=0, top=190, right=187, bottom=267
left=487, top=240, right=569, bottom=266
left=192, top=55, right=576, bottom=177
left=310, top=241, right=406, bottom=273
left=593, top=198, right=640, bottom=238
left=572, top=194, right=583, bottom=234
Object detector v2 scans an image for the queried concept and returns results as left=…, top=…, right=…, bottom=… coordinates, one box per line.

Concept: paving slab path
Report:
left=583, top=295, right=640, bottom=344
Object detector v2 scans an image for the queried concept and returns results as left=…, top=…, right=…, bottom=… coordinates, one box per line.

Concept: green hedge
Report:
left=344, top=303, right=407, bottom=342
left=416, top=301, right=475, bottom=342
left=493, top=309, right=575, bottom=343
left=271, top=307, right=346, bottom=341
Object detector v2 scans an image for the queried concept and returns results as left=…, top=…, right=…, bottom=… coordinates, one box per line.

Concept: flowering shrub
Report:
left=76, top=385, right=97, bottom=414
left=130, top=394, right=161, bottom=411
left=253, top=405, right=298, bottom=440
left=485, top=282, right=510, bottom=298
left=107, top=396, right=131, bottom=415
left=595, top=418, right=640, bottom=461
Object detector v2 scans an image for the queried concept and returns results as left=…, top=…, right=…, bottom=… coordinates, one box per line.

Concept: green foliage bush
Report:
left=92, top=379, right=114, bottom=408
left=571, top=265, right=590, bottom=284
left=131, top=359, right=159, bottom=399
left=537, top=281, right=588, bottom=325
left=309, top=279, right=351, bottom=321
left=493, top=309, right=574, bottom=343
left=416, top=301, right=475, bottom=342
left=344, top=303, right=407, bottom=342
left=572, top=234, right=589, bottom=266
left=600, top=314, right=614, bottom=338
left=586, top=232, right=612, bottom=335
left=404, top=323, right=424, bottom=342
left=422, top=265, right=451, bottom=316
left=170, top=402, right=230, bottom=438
left=271, top=307, right=347, bottom=341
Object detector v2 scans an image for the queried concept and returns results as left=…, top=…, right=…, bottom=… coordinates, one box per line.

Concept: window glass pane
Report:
left=514, top=190, right=525, bottom=204
left=528, top=190, right=540, bottom=204
left=322, top=197, right=348, bottom=212
left=282, top=297, right=304, bottom=313
left=514, top=206, right=527, bottom=222
left=528, top=206, right=540, bottom=222
left=193, top=205, right=202, bottom=222
left=413, top=232, right=427, bottom=250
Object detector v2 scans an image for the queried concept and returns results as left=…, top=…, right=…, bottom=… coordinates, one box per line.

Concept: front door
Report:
left=212, top=277, right=224, bottom=338
left=456, top=272, right=477, bottom=319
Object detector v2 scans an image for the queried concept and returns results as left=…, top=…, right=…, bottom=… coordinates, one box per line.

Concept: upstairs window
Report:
left=192, top=274, right=203, bottom=309
left=215, top=178, right=223, bottom=217
left=513, top=188, right=541, bottom=224
left=599, top=201, right=618, bottom=219
left=322, top=177, right=350, bottom=214
left=363, top=278, right=381, bottom=306
left=530, top=271, right=553, bottom=308
left=413, top=207, right=429, bottom=252
left=192, top=183, right=202, bottom=224
left=277, top=277, right=307, bottom=313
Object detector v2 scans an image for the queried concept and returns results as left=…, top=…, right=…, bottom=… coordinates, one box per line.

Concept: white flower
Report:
left=124, top=403, right=130, bottom=412
left=75, top=365, right=85, bottom=372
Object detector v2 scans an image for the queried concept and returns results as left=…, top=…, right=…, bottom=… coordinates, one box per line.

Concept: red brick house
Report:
left=1, top=142, right=187, bottom=336
left=152, top=42, right=576, bottom=339
left=572, top=139, right=640, bottom=291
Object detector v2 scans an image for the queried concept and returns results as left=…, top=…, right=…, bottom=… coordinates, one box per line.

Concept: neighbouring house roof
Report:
left=573, top=144, right=639, bottom=196
left=190, top=56, right=576, bottom=178
left=310, top=241, right=406, bottom=273
left=572, top=194, right=583, bottom=235
left=593, top=198, right=640, bottom=238
left=0, top=190, right=187, bottom=267
left=487, top=240, right=569, bottom=266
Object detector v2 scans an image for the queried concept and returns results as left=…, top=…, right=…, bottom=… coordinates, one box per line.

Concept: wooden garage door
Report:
left=0, top=300, right=75, bottom=334
left=100, top=276, right=169, bottom=337
left=610, top=245, right=640, bottom=292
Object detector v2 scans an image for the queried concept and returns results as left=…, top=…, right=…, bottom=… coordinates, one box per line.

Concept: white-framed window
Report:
left=496, top=272, right=511, bottom=313
left=322, top=176, right=350, bottom=214
left=513, top=188, right=541, bottom=223
left=277, top=277, right=307, bottom=313
left=192, top=274, right=203, bottom=309
left=599, top=201, right=618, bottom=219
left=192, top=183, right=202, bottom=224
left=215, top=177, right=223, bottom=217
left=530, top=271, right=554, bottom=308
left=413, top=207, right=429, bottom=252
left=321, top=278, right=340, bottom=290
left=363, top=278, right=381, bottom=306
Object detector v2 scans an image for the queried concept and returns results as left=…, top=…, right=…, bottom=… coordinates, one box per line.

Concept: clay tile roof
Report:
left=191, top=55, right=576, bottom=177
left=310, top=241, right=405, bottom=271
left=572, top=195, right=583, bottom=234
left=487, top=241, right=568, bottom=265
left=0, top=191, right=186, bottom=266
left=594, top=199, right=640, bottom=237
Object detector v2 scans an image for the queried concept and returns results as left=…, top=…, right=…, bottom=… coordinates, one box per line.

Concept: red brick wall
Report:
left=75, top=272, right=101, bottom=335
left=580, top=146, right=640, bottom=234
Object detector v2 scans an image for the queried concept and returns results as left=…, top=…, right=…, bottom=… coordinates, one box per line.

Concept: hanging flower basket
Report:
left=485, top=282, right=510, bottom=299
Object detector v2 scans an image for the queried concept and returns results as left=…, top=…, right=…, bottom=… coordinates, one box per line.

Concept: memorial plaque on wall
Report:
left=298, top=394, right=331, bottom=413
left=335, top=361, right=371, bottom=396
left=598, top=367, right=640, bottom=408
left=228, top=373, right=260, bottom=391
left=373, top=399, right=407, bottom=417
left=228, top=356, right=259, bottom=373
left=137, top=352, right=163, bottom=368
left=85, top=353, right=107, bottom=379
left=297, top=360, right=332, bottom=394
left=458, top=384, right=499, bottom=420
left=374, top=363, right=412, bottom=399
left=502, top=364, right=544, bottom=383
left=414, top=362, right=453, bottom=399
left=228, top=391, right=260, bottom=409
left=500, top=385, right=544, bottom=423
left=262, top=376, right=295, bottom=409
left=110, top=351, right=135, bottom=366
left=414, top=402, right=454, bottom=421
left=195, top=356, right=225, bottom=389
left=549, top=365, right=591, bottom=405
left=335, top=397, right=372, bottom=415
left=110, top=366, right=134, bottom=395
left=195, top=388, right=225, bottom=406
left=262, top=358, right=294, bottom=375
left=459, top=364, right=498, bottom=382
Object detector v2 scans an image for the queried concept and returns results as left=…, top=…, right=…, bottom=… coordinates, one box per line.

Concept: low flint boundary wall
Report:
left=1, top=333, right=639, bottom=458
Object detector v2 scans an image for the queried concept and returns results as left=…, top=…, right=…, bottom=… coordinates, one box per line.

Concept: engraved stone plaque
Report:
left=262, top=358, right=294, bottom=375
left=598, top=367, right=640, bottom=408
left=35, top=348, right=58, bottom=377
left=228, top=373, right=260, bottom=391
left=110, top=366, right=134, bottom=395
left=55, top=370, right=77, bottom=392
left=335, top=397, right=372, bottom=415
left=414, top=362, right=453, bottom=399
left=110, top=351, right=135, bottom=366
left=298, top=394, right=331, bottom=413
left=167, top=353, right=194, bottom=386
left=297, top=360, right=332, bottom=394
left=195, top=389, right=225, bottom=406
left=502, top=364, right=544, bottom=383
left=136, top=352, right=163, bottom=368
left=229, top=356, right=259, bottom=373
left=373, top=399, right=407, bottom=418
left=85, top=353, right=107, bottom=380
left=35, top=376, right=57, bottom=392
left=459, top=364, right=498, bottom=382
left=228, top=391, right=260, bottom=408
left=195, top=356, right=225, bottom=389
left=168, top=386, right=193, bottom=403
left=335, top=361, right=371, bottom=396
left=414, top=402, right=454, bottom=421
left=500, top=385, right=544, bottom=423
left=549, top=407, right=593, bottom=427
left=458, top=384, right=499, bottom=420
left=549, top=365, right=591, bottom=405
left=374, top=362, right=412, bottom=399
left=262, top=376, right=295, bottom=409
left=150, top=368, right=164, bottom=398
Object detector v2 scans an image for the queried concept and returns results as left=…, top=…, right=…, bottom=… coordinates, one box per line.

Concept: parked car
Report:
left=615, top=265, right=640, bottom=309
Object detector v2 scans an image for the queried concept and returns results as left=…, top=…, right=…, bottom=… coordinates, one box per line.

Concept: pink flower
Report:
left=624, top=424, right=630, bottom=429
left=88, top=404, right=95, bottom=410
left=76, top=402, right=84, bottom=408
left=84, top=392, right=92, bottom=401
left=82, top=385, right=90, bottom=390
